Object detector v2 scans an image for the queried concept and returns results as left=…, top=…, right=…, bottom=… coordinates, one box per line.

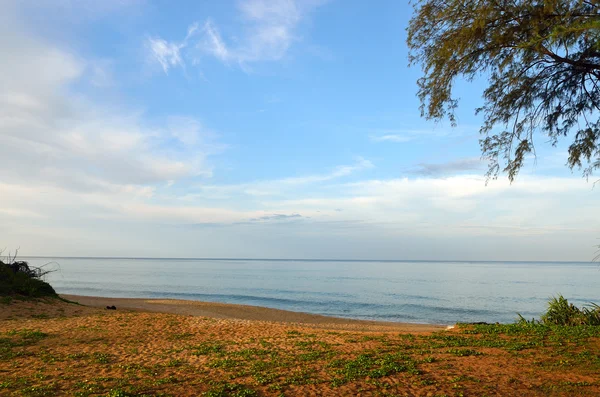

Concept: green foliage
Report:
left=408, top=0, right=600, bottom=181
left=0, top=329, right=49, bottom=362
left=191, top=342, right=225, bottom=356
left=541, top=295, right=600, bottom=326
left=19, top=383, right=57, bottom=397
left=542, top=295, right=585, bottom=325
left=446, top=348, right=483, bottom=357
left=582, top=302, right=600, bottom=325
left=203, top=383, right=257, bottom=397
left=330, top=352, right=419, bottom=385
left=106, top=389, right=134, bottom=397
left=92, top=352, right=113, bottom=364
left=0, top=256, right=56, bottom=297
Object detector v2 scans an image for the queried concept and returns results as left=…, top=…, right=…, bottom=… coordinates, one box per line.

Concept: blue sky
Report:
left=1, top=0, right=598, bottom=261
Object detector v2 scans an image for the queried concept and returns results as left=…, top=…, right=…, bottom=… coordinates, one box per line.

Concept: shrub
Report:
left=540, top=295, right=600, bottom=326
left=0, top=256, right=56, bottom=298
left=541, top=295, right=584, bottom=326
left=581, top=303, right=600, bottom=326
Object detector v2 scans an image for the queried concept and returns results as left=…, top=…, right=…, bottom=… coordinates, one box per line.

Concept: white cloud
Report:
left=228, top=0, right=302, bottom=62
left=147, top=0, right=327, bottom=73
left=3, top=173, right=599, bottom=260
left=4, top=173, right=595, bottom=231
left=146, top=22, right=201, bottom=73
left=202, top=20, right=231, bottom=62
left=147, top=37, right=186, bottom=74
left=0, top=6, right=221, bottom=194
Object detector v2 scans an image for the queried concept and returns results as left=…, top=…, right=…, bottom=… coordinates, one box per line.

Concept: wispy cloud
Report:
left=147, top=0, right=327, bottom=73
left=248, top=213, right=304, bottom=222
left=369, top=126, right=477, bottom=143
left=147, top=38, right=185, bottom=74
left=205, top=0, right=303, bottom=63
left=147, top=23, right=199, bottom=73
left=369, top=129, right=434, bottom=144
left=278, top=157, right=374, bottom=185
left=411, top=158, right=484, bottom=176
left=201, top=20, right=231, bottom=62
left=370, top=134, right=412, bottom=143
left=190, top=157, right=374, bottom=199
left=3, top=166, right=599, bottom=260
left=261, top=175, right=599, bottom=234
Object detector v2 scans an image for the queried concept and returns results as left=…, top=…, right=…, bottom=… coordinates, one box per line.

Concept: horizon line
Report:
left=15, top=255, right=595, bottom=264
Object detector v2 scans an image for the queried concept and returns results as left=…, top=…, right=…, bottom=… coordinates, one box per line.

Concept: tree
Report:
left=407, top=0, right=600, bottom=181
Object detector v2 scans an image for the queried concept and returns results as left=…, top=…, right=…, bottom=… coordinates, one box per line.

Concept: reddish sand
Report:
left=1, top=297, right=598, bottom=396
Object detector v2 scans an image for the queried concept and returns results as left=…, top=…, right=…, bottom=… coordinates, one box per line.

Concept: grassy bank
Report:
left=1, top=299, right=600, bottom=396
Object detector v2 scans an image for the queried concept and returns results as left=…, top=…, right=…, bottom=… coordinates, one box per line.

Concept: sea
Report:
left=23, top=257, right=600, bottom=325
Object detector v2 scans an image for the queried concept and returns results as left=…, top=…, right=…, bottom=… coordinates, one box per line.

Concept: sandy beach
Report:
left=58, top=294, right=446, bottom=332
left=2, top=296, right=599, bottom=396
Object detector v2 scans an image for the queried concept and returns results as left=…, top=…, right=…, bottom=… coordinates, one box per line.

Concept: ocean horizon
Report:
left=22, top=255, right=590, bottom=263
left=24, top=256, right=600, bottom=325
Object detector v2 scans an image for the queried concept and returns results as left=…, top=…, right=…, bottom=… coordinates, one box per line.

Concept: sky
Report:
left=1, top=0, right=599, bottom=261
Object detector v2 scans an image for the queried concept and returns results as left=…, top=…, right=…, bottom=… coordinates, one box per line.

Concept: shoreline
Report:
left=60, top=294, right=447, bottom=332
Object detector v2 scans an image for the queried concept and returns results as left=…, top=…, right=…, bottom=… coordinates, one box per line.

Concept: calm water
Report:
left=24, top=257, right=600, bottom=325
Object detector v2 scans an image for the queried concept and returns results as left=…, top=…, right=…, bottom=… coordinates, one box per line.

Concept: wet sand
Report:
left=60, top=294, right=446, bottom=332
